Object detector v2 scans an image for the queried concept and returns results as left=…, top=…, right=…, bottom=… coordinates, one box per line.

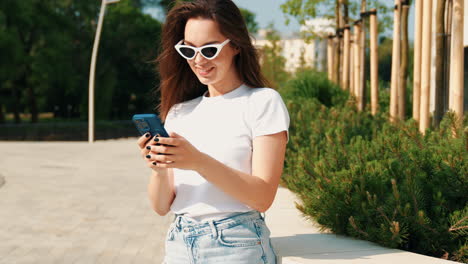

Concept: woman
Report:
left=136, top=0, right=289, bottom=263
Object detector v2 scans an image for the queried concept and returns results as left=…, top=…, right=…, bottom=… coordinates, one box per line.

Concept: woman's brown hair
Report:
left=155, top=0, right=270, bottom=121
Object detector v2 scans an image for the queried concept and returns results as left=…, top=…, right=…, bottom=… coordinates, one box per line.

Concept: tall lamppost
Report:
left=88, top=0, right=120, bottom=143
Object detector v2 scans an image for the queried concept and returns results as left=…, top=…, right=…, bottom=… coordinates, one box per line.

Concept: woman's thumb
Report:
left=170, top=131, right=182, bottom=138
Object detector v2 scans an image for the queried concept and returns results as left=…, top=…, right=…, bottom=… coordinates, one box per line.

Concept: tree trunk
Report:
left=328, top=35, right=334, bottom=81
left=358, top=0, right=367, bottom=111
left=342, top=26, right=351, bottom=90
left=399, top=4, right=410, bottom=120
left=444, top=0, right=453, bottom=115
left=419, top=0, right=433, bottom=133
left=343, top=0, right=349, bottom=25
left=413, top=0, right=423, bottom=122
left=390, top=0, right=401, bottom=122
left=343, top=0, right=351, bottom=90
left=19, top=64, right=38, bottom=123
left=354, top=23, right=361, bottom=101
left=0, top=102, right=5, bottom=124
left=370, top=9, right=379, bottom=115
left=449, top=0, right=464, bottom=122
left=27, top=85, right=38, bottom=123
left=12, top=80, right=21, bottom=124
left=339, top=2, right=345, bottom=89
left=350, top=35, right=355, bottom=94
left=434, top=0, right=447, bottom=127
left=321, top=39, right=328, bottom=72
left=334, top=0, right=341, bottom=85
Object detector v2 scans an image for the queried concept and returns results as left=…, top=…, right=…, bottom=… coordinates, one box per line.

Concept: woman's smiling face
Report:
left=183, top=18, right=240, bottom=89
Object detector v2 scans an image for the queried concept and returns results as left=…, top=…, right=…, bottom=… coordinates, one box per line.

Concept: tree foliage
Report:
left=259, top=24, right=290, bottom=89
left=0, top=0, right=162, bottom=123
left=280, top=0, right=393, bottom=37
left=239, top=8, right=259, bottom=34
left=0, top=0, right=260, bottom=124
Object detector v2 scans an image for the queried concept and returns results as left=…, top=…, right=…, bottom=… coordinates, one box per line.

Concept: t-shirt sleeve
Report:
left=251, top=89, right=290, bottom=143
left=163, top=104, right=177, bottom=135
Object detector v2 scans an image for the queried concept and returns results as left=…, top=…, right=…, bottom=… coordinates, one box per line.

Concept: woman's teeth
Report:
left=199, top=67, right=214, bottom=76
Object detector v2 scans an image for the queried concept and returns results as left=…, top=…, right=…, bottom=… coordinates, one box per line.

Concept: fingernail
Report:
left=145, top=133, right=150, bottom=138
left=146, top=155, right=151, bottom=159
left=152, top=162, right=157, bottom=165
left=146, top=146, right=151, bottom=150
left=154, top=137, right=159, bottom=142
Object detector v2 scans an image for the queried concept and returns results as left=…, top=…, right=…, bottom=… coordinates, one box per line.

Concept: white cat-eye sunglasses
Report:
left=174, top=39, right=231, bottom=60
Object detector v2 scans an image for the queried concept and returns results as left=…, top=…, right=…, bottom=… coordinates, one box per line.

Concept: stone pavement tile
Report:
left=39, top=246, right=69, bottom=264
left=112, top=235, right=148, bottom=264
left=76, top=236, right=111, bottom=263
left=132, top=215, right=170, bottom=264
left=132, top=233, right=162, bottom=264
left=135, top=233, right=166, bottom=264
left=94, top=234, right=130, bottom=264
left=0, top=246, right=34, bottom=264
left=59, top=246, right=89, bottom=264
left=89, top=219, right=128, bottom=260
left=0, top=245, right=19, bottom=260
left=69, top=227, right=110, bottom=264
left=94, top=248, right=119, bottom=264
left=15, top=247, right=51, bottom=264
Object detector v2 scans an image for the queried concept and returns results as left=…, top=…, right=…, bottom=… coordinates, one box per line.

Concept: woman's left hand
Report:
left=146, top=132, right=204, bottom=171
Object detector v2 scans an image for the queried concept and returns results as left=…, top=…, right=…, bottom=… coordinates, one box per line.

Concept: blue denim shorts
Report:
left=162, top=211, right=277, bottom=264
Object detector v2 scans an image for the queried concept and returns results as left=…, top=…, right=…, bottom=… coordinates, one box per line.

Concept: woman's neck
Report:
left=206, top=78, right=243, bottom=97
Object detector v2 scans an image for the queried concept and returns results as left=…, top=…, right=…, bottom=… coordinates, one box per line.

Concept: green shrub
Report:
left=280, top=70, right=468, bottom=262
left=282, top=69, right=348, bottom=107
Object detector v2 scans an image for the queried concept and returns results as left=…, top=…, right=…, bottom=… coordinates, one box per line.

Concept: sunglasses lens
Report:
left=201, top=47, right=218, bottom=58
left=179, top=47, right=195, bottom=58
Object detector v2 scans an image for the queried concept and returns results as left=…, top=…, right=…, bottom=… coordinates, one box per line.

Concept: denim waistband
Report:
left=171, top=211, right=264, bottom=238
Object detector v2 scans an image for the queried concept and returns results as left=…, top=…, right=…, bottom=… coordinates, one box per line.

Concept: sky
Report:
left=232, top=0, right=301, bottom=36
left=143, top=0, right=301, bottom=37
left=144, top=1, right=416, bottom=40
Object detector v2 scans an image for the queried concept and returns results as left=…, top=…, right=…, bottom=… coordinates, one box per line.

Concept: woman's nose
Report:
left=194, top=51, right=207, bottom=64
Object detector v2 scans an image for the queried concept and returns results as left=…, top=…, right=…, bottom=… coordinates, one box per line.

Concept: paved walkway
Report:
left=0, top=139, right=172, bottom=264
left=0, top=139, right=459, bottom=264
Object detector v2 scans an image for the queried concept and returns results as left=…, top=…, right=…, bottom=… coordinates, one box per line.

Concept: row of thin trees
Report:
left=327, top=0, right=465, bottom=133
left=327, top=0, right=383, bottom=116
left=412, top=0, right=465, bottom=133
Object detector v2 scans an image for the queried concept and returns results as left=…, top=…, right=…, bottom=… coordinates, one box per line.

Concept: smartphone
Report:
left=132, top=114, right=169, bottom=138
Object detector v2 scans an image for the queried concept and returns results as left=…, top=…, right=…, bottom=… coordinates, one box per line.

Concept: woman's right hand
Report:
left=137, top=133, right=166, bottom=172
left=138, top=132, right=174, bottom=215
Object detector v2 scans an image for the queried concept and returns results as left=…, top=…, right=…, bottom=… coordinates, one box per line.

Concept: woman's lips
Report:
left=198, top=67, right=214, bottom=76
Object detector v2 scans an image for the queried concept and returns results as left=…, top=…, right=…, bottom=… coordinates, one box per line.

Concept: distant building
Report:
left=252, top=18, right=334, bottom=73
left=252, top=36, right=327, bottom=73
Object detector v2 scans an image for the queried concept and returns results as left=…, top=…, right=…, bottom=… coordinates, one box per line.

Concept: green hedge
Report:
left=280, top=70, right=467, bottom=262
left=0, top=121, right=137, bottom=141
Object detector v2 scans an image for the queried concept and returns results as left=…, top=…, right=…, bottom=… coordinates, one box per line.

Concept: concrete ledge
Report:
left=266, top=187, right=460, bottom=264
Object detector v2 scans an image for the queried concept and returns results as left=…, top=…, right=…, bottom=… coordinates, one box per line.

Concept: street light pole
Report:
left=88, top=0, right=120, bottom=143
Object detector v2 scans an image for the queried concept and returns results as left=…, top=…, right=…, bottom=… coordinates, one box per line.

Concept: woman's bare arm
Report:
left=147, top=131, right=287, bottom=212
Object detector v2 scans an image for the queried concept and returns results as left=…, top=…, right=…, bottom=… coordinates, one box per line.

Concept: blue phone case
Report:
left=132, top=114, right=169, bottom=137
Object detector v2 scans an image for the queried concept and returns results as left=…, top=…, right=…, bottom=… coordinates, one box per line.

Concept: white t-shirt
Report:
left=164, top=84, right=290, bottom=221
